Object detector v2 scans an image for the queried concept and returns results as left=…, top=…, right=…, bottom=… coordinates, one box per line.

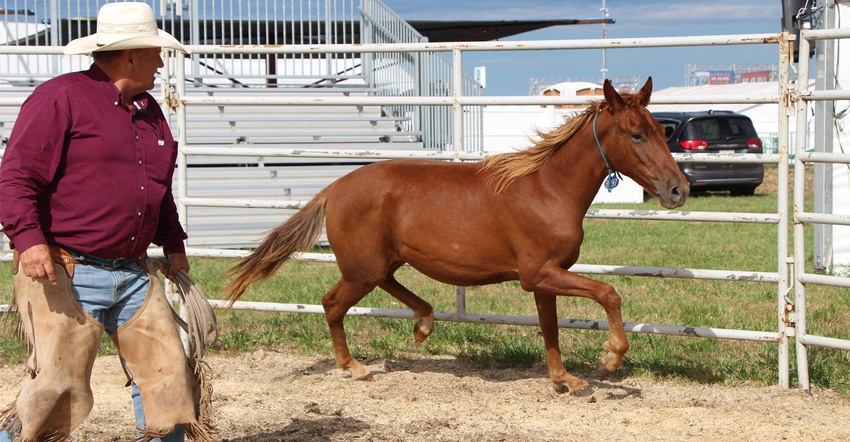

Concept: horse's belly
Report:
left=400, top=241, right=519, bottom=287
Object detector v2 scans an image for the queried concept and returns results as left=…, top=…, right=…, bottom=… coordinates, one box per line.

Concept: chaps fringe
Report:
left=0, top=398, right=70, bottom=441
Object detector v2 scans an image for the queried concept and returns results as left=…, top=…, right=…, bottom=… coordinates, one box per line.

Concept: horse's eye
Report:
left=631, top=133, right=644, bottom=142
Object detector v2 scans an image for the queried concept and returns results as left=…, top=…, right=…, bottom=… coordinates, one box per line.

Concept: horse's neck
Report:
left=539, top=131, right=608, bottom=209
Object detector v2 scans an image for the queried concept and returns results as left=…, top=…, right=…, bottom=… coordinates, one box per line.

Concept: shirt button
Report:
left=139, top=160, right=143, bottom=165
left=131, top=237, right=136, bottom=241
left=137, top=212, right=142, bottom=217
left=135, top=135, right=139, bottom=140
left=140, top=186, right=145, bottom=190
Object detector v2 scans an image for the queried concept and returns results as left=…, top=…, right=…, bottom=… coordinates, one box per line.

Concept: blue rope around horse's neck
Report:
left=593, top=110, right=623, bottom=192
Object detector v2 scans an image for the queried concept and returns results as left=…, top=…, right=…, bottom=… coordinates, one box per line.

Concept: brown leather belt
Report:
left=12, top=244, right=78, bottom=278
left=12, top=245, right=144, bottom=279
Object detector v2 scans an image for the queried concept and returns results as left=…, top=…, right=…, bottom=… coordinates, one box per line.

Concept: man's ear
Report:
left=123, top=49, right=136, bottom=68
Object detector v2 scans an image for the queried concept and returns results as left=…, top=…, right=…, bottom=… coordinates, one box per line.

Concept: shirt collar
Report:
left=86, top=63, right=149, bottom=112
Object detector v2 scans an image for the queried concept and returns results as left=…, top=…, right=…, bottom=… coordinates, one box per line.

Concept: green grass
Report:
left=2, top=166, right=848, bottom=392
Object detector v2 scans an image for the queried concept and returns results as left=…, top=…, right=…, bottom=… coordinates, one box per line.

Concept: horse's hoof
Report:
left=571, top=383, right=593, bottom=397
left=594, top=361, right=614, bottom=380
left=596, top=348, right=625, bottom=377
left=413, top=315, right=434, bottom=342
left=553, top=379, right=591, bottom=396
left=353, top=373, right=375, bottom=382
left=349, top=367, right=375, bottom=382
left=413, top=329, right=428, bottom=342
left=569, top=378, right=591, bottom=396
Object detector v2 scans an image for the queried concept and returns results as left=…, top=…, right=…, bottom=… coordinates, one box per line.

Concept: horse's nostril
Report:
left=671, top=186, right=683, bottom=202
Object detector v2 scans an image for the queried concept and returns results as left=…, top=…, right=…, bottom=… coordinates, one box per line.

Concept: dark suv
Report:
left=653, top=111, right=764, bottom=196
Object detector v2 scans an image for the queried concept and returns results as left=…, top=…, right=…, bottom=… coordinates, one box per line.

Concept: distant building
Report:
left=529, top=76, right=639, bottom=96
left=539, top=81, right=603, bottom=109
left=686, top=63, right=778, bottom=86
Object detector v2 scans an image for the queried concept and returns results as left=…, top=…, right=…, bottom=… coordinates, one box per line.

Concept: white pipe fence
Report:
left=164, top=33, right=799, bottom=387
left=2, top=30, right=849, bottom=391
left=790, top=26, right=850, bottom=391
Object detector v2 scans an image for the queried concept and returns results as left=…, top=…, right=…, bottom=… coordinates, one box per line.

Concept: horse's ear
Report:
left=603, top=79, right=626, bottom=112
left=634, top=77, right=653, bottom=107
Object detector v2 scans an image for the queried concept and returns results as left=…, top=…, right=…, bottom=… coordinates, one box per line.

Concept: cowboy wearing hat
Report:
left=0, top=3, right=213, bottom=441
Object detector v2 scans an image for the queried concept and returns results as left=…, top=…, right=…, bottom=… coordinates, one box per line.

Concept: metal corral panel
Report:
left=177, top=93, right=422, bottom=249
left=183, top=162, right=363, bottom=249
left=1, top=87, right=423, bottom=252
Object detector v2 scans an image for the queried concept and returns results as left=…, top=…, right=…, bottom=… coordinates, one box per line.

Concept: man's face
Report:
left=130, top=48, right=165, bottom=92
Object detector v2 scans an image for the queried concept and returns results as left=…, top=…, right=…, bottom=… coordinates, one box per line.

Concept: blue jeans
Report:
left=0, top=262, right=183, bottom=442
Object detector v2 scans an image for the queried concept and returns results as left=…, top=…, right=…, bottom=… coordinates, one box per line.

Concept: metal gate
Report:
left=791, top=25, right=850, bottom=391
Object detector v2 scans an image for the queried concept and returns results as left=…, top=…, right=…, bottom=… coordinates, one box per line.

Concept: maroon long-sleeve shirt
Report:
left=0, top=63, right=186, bottom=260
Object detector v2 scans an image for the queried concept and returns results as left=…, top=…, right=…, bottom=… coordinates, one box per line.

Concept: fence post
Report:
left=793, top=29, right=813, bottom=391
left=452, top=47, right=463, bottom=156
left=776, top=31, right=795, bottom=389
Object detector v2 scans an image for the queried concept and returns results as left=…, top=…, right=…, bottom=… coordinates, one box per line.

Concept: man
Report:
left=0, top=3, right=213, bottom=441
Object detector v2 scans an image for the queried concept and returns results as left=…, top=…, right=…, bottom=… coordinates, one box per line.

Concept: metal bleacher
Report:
left=0, top=81, right=426, bottom=251
left=177, top=84, right=424, bottom=249
left=0, top=84, right=426, bottom=250
left=0, top=0, right=478, bottom=251
left=179, top=90, right=422, bottom=158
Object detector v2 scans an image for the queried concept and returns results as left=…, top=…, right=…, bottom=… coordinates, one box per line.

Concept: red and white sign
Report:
left=739, top=71, right=771, bottom=83
left=709, top=73, right=734, bottom=85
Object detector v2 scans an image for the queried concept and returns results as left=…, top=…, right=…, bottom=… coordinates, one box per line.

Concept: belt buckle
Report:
left=104, top=258, right=125, bottom=270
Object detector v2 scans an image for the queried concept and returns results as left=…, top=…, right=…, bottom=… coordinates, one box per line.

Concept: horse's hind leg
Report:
left=534, top=293, right=591, bottom=395
left=378, top=276, right=435, bottom=342
left=322, top=279, right=375, bottom=381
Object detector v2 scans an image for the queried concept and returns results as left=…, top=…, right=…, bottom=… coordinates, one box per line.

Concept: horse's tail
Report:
left=223, top=187, right=330, bottom=304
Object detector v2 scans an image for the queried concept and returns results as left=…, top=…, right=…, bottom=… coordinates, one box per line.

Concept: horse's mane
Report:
left=480, top=99, right=607, bottom=194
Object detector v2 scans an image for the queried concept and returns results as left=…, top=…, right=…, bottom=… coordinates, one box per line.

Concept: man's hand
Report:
left=20, top=244, right=57, bottom=285
left=163, top=252, right=190, bottom=281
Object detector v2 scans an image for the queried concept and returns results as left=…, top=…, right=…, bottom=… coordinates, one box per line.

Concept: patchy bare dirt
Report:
left=2, top=350, right=849, bottom=442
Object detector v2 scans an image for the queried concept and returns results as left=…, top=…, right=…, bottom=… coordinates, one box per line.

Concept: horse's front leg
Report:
left=534, top=292, right=590, bottom=395
left=322, top=280, right=374, bottom=381
left=532, top=268, right=629, bottom=383
left=594, top=282, right=628, bottom=379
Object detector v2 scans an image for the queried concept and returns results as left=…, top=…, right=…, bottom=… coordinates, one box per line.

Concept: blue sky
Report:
left=381, top=0, right=785, bottom=96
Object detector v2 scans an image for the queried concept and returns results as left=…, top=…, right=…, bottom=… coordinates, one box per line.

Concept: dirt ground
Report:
left=2, top=350, right=849, bottom=442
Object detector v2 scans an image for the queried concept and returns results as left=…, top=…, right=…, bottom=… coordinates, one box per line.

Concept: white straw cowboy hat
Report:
left=64, top=2, right=188, bottom=54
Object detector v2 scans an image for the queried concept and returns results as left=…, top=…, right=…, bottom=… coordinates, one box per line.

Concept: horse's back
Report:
left=325, top=159, right=486, bottom=226
left=334, top=158, right=482, bottom=190
left=326, top=159, right=486, bottom=210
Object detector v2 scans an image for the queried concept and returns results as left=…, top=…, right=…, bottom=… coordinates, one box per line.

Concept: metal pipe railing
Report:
left=4, top=27, right=849, bottom=392
left=788, top=25, right=850, bottom=391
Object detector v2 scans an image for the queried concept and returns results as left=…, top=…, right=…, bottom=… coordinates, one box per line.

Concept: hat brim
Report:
left=64, top=30, right=189, bottom=55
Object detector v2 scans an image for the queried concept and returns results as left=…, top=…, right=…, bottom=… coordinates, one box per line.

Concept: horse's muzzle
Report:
left=660, top=184, right=689, bottom=209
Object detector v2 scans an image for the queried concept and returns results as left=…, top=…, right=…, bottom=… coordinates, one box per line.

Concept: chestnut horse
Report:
left=225, top=77, right=688, bottom=394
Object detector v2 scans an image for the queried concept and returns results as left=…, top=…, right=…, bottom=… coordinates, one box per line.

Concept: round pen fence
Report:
left=1, top=30, right=849, bottom=391
left=792, top=26, right=850, bottom=391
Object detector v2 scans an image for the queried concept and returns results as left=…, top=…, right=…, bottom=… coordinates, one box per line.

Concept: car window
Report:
left=683, top=117, right=756, bottom=142
left=657, top=121, right=678, bottom=140
left=722, top=118, right=756, bottom=139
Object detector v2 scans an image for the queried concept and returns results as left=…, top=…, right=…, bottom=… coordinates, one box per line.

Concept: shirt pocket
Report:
left=140, top=130, right=178, bottom=186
